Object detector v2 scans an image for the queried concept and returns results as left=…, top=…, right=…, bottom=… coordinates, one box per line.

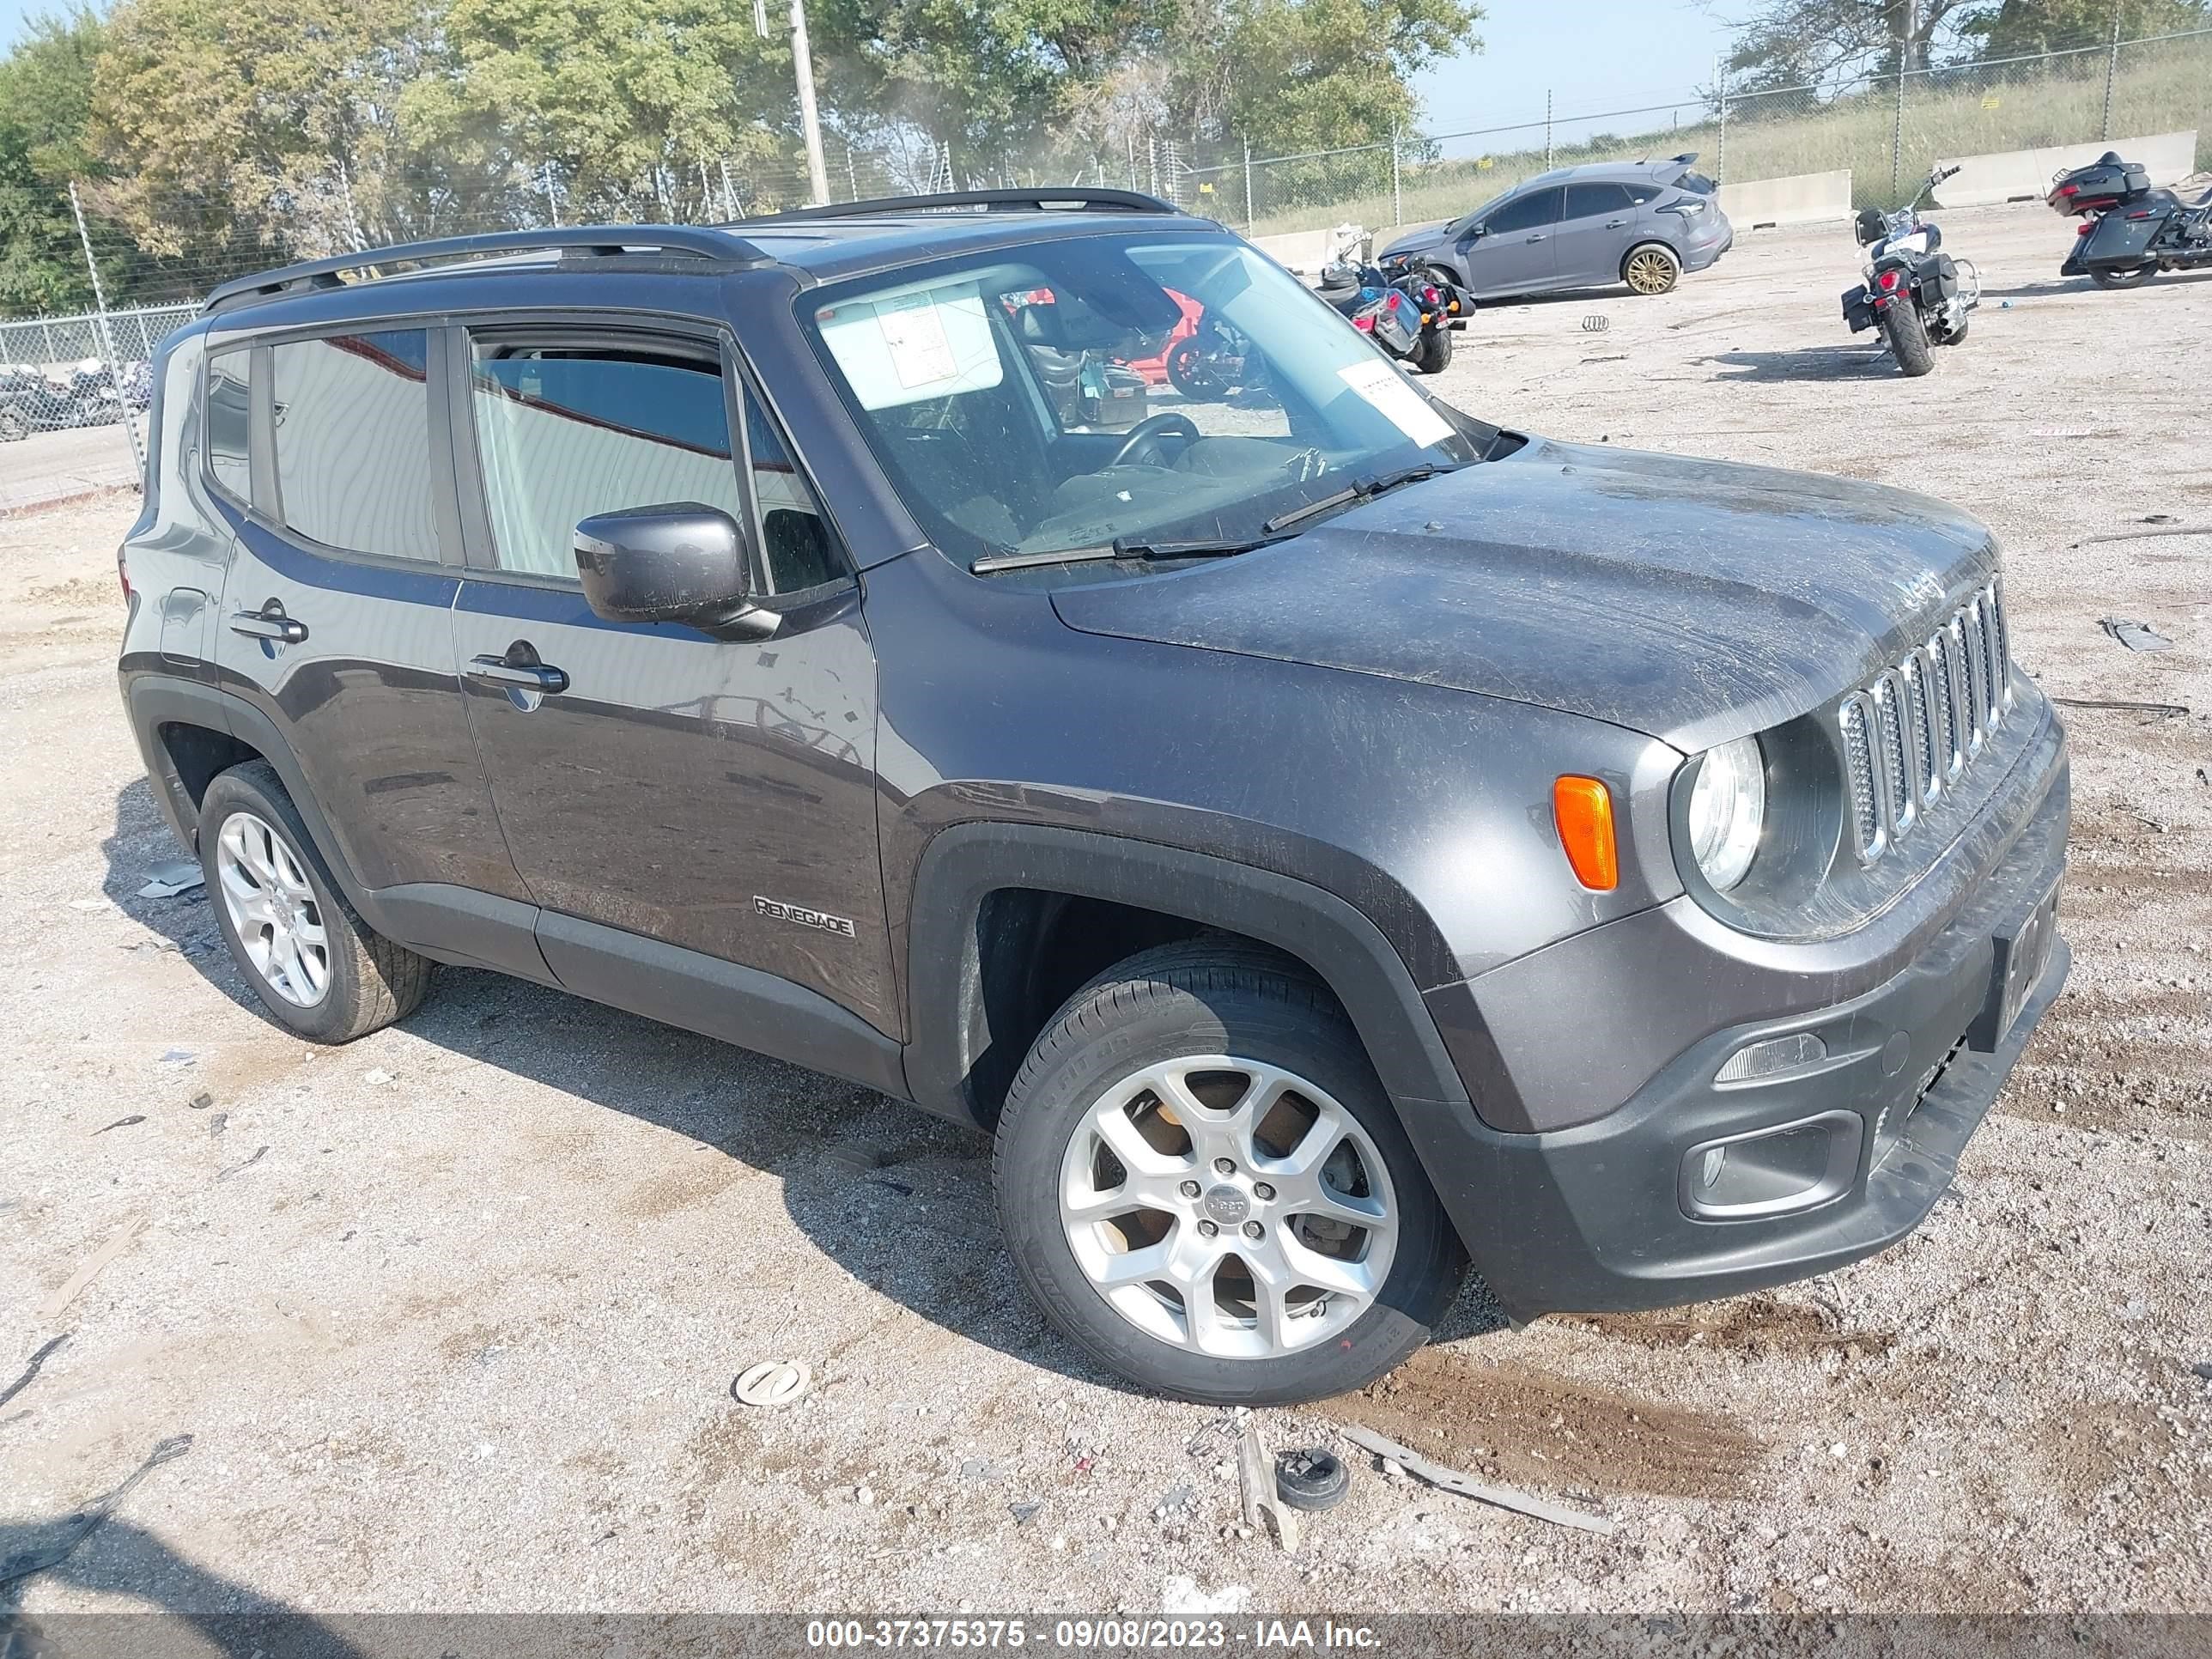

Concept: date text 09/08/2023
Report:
left=805, top=1619, right=1386, bottom=1650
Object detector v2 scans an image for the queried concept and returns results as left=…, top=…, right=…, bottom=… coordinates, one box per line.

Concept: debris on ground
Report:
left=0, top=1334, right=69, bottom=1412
left=2100, top=617, right=2175, bottom=653
left=1236, top=1418, right=1299, bottom=1553
left=135, top=861, right=204, bottom=899
left=364, top=1068, right=397, bottom=1087
left=2077, top=523, right=2212, bottom=545
left=186, top=1092, right=213, bottom=1110
left=38, top=1216, right=149, bottom=1317
left=215, top=1146, right=268, bottom=1182
left=93, top=1115, right=145, bottom=1135
left=2050, top=696, right=2191, bottom=719
left=1010, top=1500, right=1042, bottom=1525
left=1273, top=1446, right=1352, bottom=1513
left=207, top=1112, right=228, bottom=1139
left=731, top=1359, right=812, bottom=1407
left=0, top=1435, right=193, bottom=1592
left=157, top=1048, right=195, bottom=1066
left=1339, top=1425, right=1616, bottom=1536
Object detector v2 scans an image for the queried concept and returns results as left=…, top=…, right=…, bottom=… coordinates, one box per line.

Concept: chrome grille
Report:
left=1840, top=579, right=2010, bottom=865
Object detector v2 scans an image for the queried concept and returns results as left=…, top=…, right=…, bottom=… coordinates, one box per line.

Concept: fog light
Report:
left=1680, top=1110, right=1863, bottom=1220
left=1714, top=1030, right=1826, bottom=1086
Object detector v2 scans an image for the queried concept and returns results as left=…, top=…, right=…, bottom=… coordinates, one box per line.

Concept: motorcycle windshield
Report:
left=799, top=232, right=1491, bottom=574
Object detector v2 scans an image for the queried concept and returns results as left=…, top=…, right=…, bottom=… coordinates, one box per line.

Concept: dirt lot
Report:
left=3, top=202, right=2209, bottom=1624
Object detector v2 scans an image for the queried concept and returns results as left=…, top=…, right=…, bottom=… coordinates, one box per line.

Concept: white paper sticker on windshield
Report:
left=817, top=280, right=1004, bottom=410
left=1337, top=356, right=1454, bottom=449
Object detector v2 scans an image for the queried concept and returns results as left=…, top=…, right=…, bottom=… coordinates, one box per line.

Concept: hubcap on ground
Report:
left=1627, top=251, right=1675, bottom=293
left=1058, top=1057, right=1398, bottom=1359
left=216, top=811, right=331, bottom=1008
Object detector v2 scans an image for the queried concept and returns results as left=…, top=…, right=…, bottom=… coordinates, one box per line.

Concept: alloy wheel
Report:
left=1626, top=248, right=1678, bottom=294
left=216, top=811, right=331, bottom=1008
left=1057, top=1057, right=1398, bottom=1359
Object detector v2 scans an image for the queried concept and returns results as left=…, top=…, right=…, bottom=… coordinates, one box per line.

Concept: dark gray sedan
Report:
left=1379, top=152, right=1734, bottom=300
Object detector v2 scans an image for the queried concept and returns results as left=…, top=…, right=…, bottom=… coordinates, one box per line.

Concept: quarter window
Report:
left=270, top=331, right=440, bottom=560
left=1486, top=187, right=1564, bottom=234
left=467, top=342, right=749, bottom=581
left=205, top=350, right=252, bottom=505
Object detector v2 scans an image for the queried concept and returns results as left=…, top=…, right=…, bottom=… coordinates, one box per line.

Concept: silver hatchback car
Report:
left=1378, top=153, right=1734, bottom=301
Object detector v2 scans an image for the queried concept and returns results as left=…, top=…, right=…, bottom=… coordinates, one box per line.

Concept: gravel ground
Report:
left=2, top=201, right=2209, bottom=1624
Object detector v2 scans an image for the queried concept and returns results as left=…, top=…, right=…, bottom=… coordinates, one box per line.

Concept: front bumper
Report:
left=1416, top=708, right=2069, bottom=1321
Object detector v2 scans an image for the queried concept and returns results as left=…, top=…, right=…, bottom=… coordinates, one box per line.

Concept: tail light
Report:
left=2078, top=221, right=2095, bottom=236
left=2057, top=183, right=2079, bottom=199
left=1353, top=314, right=1374, bottom=331
left=1421, top=284, right=1440, bottom=304
left=117, top=547, right=131, bottom=602
left=1876, top=268, right=1905, bottom=292
left=2128, top=209, right=2152, bottom=219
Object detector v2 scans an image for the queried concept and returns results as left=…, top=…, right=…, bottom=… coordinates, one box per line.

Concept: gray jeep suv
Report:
left=1379, top=153, right=1735, bottom=299
left=118, top=190, right=2065, bottom=1405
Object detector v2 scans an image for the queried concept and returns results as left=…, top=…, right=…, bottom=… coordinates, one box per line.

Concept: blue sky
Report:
left=1413, top=1, right=1735, bottom=149
left=3, top=0, right=1735, bottom=131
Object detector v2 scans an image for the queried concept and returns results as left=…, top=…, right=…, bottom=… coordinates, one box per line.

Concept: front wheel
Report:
left=994, top=942, right=1466, bottom=1405
left=1407, top=325, right=1454, bottom=374
left=1163, top=337, right=1220, bottom=399
left=2089, top=262, right=2154, bottom=290
left=1881, top=302, right=1935, bottom=376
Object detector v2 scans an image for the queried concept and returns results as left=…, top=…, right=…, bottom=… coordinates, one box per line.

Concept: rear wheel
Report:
left=1621, top=242, right=1681, bottom=295
left=1407, top=325, right=1454, bottom=375
left=2089, top=262, right=2154, bottom=289
left=198, top=760, right=434, bottom=1042
left=1881, top=302, right=1935, bottom=377
left=994, top=942, right=1465, bottom=1404
left=1164, top=337, right=1220, bottom=399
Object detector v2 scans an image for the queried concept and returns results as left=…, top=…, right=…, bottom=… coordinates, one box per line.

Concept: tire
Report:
left=994, top=940, right=1466, bottom=1405
left=1621, top=242, right=1681, bottom=295
left=198, top=759, right=434, bottom=1042
left=1881, top=302, right=1935, bottom=377
left=1164, top=338, right=1219, bottom=400
left=0, top=409, right=27, bottom=443
left=2088, top=263, right=2154, bottom=290
left=1408, top=325, right=1454, bottom=375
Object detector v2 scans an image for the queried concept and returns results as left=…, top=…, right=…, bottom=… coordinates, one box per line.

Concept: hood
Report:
left=1050, top=438, right=1998, bottom=756
left=1378, top=223, right=1447, bottom=261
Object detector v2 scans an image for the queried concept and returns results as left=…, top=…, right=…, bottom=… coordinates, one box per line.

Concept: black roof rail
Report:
left=202, top=225, right=770, bottom=315
left=743, top=187, right=1182, bottom=223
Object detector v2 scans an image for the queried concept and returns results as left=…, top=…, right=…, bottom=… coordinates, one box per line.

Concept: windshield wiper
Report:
left=969, top=533, right=1287, bottom=575
left=1261, top=464, right=1454, bottom=534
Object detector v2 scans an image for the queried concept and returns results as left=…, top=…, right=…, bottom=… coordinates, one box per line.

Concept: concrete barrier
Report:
left=1931, top=130, right=2198, bottom=209
left=1717, top=168, right=1854, bottom=230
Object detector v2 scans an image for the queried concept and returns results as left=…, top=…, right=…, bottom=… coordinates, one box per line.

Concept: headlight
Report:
left=1686, top=736, right=1766, bottom=891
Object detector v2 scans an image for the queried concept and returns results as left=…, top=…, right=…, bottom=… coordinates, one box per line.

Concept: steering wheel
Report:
left=1109, top=412, right=1200, bottom=469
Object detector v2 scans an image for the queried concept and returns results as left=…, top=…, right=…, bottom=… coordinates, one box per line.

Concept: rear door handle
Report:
left=467, top=653, right=568, bottom=694
left=230, top=607, right=307, bottom=644
left=1605, top=218, right=1627, bottom=228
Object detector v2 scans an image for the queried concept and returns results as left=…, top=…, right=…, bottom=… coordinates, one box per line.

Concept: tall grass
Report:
left=1243, top=33, right=2212, bottom=237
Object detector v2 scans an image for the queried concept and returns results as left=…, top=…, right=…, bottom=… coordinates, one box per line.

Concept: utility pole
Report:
left=1390, top=125, right=1402, bottom=227
left=1544, top=90, right=1553, bottom=170
left=1714, top=56, right=1728, bottom=185
left=542, top=161, right=562, bottom=226
left=69, top=180, right=143, bottom=481
left=789, top=0, right=830, bottom=204
left=2100, top=4, right=2122, bottom=141
left=1243, top=137, right=1254, bottom=228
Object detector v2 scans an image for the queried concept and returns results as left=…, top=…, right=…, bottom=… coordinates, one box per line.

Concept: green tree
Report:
left=406, top=0, right=803, bottom=216
left=0, top=9, right=104, bottom=313
left=1723, top=0, right=1980, bottom=90
left=1960, top=0, right=2211, bottom=54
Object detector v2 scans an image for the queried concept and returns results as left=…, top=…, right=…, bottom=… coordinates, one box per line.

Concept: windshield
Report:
left=800, top=231, right=1489, bottom=572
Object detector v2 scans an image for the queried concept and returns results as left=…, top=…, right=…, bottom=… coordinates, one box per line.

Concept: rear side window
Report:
left=1679, top=171, right=1718, bottom=197
left=467, top=343, right=749, bottom=581
left=270, top=331, right=440, bottom=561
left=205, top=350, right=252, bottom=505
left=1625, top=181, right=1662, bottom=205
left=1563, top=181, right=1635, bottom=219
left=1486, top=187, right=1563, bottom=234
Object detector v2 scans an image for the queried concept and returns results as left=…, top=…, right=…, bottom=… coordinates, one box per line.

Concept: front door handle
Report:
left=1525, top=234, right=1547, bottom=243
left=1605, top=218, right=1627, bottom=228
left=467, top=653, right=568, bottom=695
left=230, top=605, right=307, bottom=644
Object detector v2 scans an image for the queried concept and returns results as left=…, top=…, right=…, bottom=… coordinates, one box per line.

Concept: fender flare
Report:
left=902, top=821, right=1476, bottom=1130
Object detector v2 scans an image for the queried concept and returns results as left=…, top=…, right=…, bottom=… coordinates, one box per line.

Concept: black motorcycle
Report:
left=1314, top=261, right=1467, bottom=375
left=1840, top=165, right=1978, bottom=377
left=2047, top=150, right=2212, bottom=289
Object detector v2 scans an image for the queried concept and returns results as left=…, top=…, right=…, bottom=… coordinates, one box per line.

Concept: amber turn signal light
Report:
left=1553, top=775, right=1619, bottom=891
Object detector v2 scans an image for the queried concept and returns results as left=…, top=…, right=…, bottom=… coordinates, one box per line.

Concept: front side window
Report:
left=804, top=233, right=1488, bottom=573
left=468, top=341, right=749, bottom=580
left=270, top=330, right=439, bottom=560
left=205, top=349, right=252, bottom=505
left=1486, top=187, right=1564, bottom=234
left=742, top=385, right=842, bottom=592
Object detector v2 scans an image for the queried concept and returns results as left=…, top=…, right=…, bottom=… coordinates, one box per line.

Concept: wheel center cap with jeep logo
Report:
left=1202, top=1185, right=1251, bottom=1226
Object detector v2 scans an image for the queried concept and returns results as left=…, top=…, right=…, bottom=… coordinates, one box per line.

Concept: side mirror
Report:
left=572, top=504, right=776, bottom=640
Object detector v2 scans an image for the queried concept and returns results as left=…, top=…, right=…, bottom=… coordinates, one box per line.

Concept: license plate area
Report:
left=1969, top=878, right=2062, bottom=1051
